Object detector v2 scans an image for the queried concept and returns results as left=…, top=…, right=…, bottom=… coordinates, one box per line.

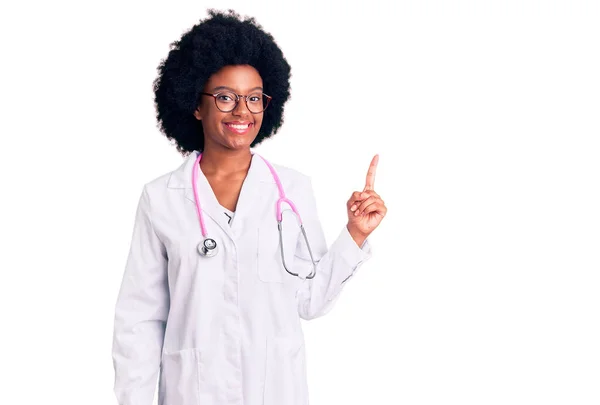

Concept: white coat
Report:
left=112, top=151, right=372, bottom=405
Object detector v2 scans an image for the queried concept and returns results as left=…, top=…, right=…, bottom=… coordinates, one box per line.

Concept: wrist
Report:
left=346, top=224, right=368, bottom=247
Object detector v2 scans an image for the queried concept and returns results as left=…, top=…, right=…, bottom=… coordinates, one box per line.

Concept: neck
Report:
left=199, top=147, right=253, bottom=177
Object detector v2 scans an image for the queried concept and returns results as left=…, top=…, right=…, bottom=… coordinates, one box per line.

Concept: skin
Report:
left=193, top=64, right=263, bottom=176
left=193, top=64, right=387, bottom=245
left=346, top=154, right=387, bottom=246
left=193, top=64, right=263, bottom=211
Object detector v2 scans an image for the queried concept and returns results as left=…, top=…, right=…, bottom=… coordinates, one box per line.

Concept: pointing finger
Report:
left=364, top=154, right=379, bottom=191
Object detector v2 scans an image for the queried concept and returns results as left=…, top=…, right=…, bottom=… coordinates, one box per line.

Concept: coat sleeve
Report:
left=112, top=186, right=169, bottom=405
left=295, top=176, right=372, bottom=320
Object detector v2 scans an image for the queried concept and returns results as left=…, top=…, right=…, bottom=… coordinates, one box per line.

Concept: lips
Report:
left=224, top=122, right=253, bottom=135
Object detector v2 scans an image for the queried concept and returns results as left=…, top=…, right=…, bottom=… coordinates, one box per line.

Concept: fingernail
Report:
left=350, top=205, right=356, bottom=211
left=354, top=210, right=359, bottom=216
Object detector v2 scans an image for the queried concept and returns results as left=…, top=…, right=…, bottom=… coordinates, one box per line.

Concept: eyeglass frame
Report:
left=200, top=91, right=272, bottom=114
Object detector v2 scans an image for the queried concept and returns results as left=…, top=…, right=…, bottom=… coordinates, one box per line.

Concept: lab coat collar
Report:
left=167, top=150, right=275, bottom=240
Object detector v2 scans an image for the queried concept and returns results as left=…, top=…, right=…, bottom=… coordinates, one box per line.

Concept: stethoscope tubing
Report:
left=191, top=151, right=317, bottom=279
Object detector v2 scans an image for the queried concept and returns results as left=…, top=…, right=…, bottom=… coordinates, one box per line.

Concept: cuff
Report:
left=330, top=225, right=373, bottom=268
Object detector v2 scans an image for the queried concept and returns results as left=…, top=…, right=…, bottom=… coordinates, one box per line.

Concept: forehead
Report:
left=204, top=65, right=263, bottom=92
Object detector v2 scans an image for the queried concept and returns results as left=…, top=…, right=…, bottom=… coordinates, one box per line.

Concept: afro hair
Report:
left=153, top=9, right=292, bottom=156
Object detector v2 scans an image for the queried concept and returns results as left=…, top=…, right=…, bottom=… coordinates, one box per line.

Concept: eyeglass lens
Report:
left=215, top=92, right=268, bottom=113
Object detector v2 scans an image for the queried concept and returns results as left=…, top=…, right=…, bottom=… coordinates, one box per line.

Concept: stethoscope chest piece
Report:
left=198, top=238, right=218, bottom=257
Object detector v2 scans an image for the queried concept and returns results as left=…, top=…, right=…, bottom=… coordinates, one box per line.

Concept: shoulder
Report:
left=143, top=172, right=173, bottom=196
left=264, top=158, right=312, bottom=189
left=263, top=159, right=320, bottom=214
left=271, top=161, right=309, bottom=180
left=139, top=156, right=189, bottom=201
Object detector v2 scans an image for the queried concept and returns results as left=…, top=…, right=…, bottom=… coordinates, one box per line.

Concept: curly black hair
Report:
left=153, top=9, right=292, bottom=156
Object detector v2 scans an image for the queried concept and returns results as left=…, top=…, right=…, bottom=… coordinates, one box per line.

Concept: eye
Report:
left=216, top=92, right=236, bottom=102
left=248, top=94, right=263, bottom=103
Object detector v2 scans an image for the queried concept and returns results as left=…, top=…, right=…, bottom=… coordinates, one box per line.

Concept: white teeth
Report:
left=228, top=124, right=250, bottom=130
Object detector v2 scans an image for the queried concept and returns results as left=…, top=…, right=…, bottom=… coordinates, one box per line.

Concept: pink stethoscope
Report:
left=192, top=152, right=317, bottom=279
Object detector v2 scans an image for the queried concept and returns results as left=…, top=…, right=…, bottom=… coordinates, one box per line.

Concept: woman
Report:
left=112, top=9, right=387, bottom=405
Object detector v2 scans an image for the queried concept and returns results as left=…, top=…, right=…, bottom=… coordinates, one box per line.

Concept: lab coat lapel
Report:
left=168, top=151, right=275, bottom=241
left=230, top=153, right=274, bottom=232
left=185, top=169, right=234, bottom=239
left=167, top=151, right=234, bottom=241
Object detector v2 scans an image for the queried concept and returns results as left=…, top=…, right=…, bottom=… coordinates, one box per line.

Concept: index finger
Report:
left=364, top=154, right=379, bottom=191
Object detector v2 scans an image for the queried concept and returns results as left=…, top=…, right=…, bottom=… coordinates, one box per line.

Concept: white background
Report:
left=1, top=0, right=599, bottom=404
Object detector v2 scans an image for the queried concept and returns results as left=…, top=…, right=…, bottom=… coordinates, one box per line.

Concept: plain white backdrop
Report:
left=1, top=0, right=599, bottom=404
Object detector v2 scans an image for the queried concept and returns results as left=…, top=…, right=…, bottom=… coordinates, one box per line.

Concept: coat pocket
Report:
left=159, top=348, right=201, bottom=405
left=257, top=209, right=301, bottom=283
left=263, top=336, right=308, bottom=405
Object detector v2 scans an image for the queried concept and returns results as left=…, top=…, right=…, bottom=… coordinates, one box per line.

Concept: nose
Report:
left=232, top=96, right=250, bottom=116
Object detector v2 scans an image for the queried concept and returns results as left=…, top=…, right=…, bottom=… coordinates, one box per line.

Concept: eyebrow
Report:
left=210, top=86, right=264, bottom=93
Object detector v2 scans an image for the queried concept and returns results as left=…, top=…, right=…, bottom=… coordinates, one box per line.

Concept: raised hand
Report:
left=346, top=154, right=387, bottom=244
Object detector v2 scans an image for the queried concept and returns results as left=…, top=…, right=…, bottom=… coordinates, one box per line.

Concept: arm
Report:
left=295, top=176, right=372, bottom=320
left=112, top=187, right=169, bottom=405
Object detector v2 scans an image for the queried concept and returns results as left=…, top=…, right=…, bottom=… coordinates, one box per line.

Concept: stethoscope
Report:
left=192, top=152, right=317, bottom=279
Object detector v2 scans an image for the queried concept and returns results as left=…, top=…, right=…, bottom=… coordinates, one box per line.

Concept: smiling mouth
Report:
left=224, top=122, right=253, bottom=134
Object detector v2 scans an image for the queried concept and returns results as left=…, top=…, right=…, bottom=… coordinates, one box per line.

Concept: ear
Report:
left=193, top=107, right=202, bottom=121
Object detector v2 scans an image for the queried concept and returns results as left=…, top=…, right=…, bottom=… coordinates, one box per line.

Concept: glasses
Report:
left=200, top=91, right=272, bottom=114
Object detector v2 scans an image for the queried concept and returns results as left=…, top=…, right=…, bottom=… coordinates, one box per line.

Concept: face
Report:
left=194, top=64, right=265, bottom=152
